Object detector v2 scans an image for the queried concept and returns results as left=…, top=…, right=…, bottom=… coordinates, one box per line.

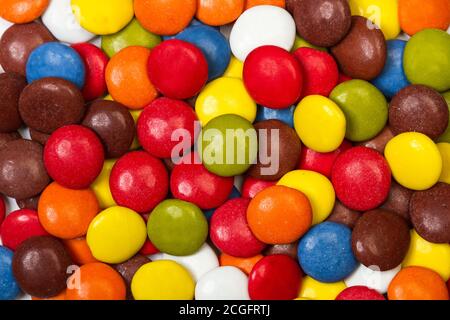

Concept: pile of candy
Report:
left=0, top=0, right=449, bottom=301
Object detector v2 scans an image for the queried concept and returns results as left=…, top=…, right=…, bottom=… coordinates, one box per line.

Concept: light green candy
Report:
left=438, top=91, right=450, bottom=143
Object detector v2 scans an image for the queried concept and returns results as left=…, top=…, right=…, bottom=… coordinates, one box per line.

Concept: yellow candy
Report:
left=437, top=143, right=450, bottom=184
left=223, top=56, right=244, bottom=79
left=195, top=77, right=257, bottom=126
left=385, top=132, right=442, bottom=191
left=87, top=206, right=147, bottom=264
left=298, top=276, right=346, bottom=300
left=129, top=109, right=143, bottom=150
left=71, top=0, right=134, bottom=35
left=402, top=230, right=450, bottom=281
left=131, top=261, right=195, bottom=300
left=349, top=0, right=400, bottom=40
left=278, top=170, right=335, bottom=225
left=104, top=94, right=113, bottom=101
left=91, top=159, right=117, bottom=209
left=294, top=95, right=346, bottom=153
left=292, top=35, right=327, bottom=52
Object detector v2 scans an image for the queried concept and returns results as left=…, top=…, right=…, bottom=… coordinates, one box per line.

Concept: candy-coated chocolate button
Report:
left=197, top=0, right=245, bottom=26
left=437, top=143, right=450, bottom=183
left=223, top=56, right=243, bottom=79
left=0, top=246, right=20, bottom=300
left=114, top=255, right=150, bottom=300
left=0, top=0, right=49, bottom=24
left=0, top=72, right=26, bottom=133
left=399, top=0, right=450, bottom=36
left=91, top=159, right=118, bottom=209
left=298, top=276, right=346, bottom=300
left=336, top=286, right=385, bottom=300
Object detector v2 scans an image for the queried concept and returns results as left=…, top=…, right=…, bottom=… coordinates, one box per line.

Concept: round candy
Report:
left=0, top=22, right=55, bottom=75
left=91, top=159, right=117, bottom=209
left=1, top=209, right=48, bottom=251
left=380, top=181, right=413, bottom=224
left=352, top=210, right=410, bottom=271
left=196, top=266, right=250, bottom=300
left=390, top=85, right=448, bottom=139
left=29, top=129, right=50, bottom=146
left=327, top=201, right=361, bottom=230
left=82, top=100, right=135, bottom=159
left=438, top=91, right=450, bottom=143
left=336, top=286, right=385, bottom=301
left=331, top=16, right=387, bottom=81
left=71, top=0, right=133, bottom=35
left=278, top=170, right=336, bottom=225
left=298, top=222, right=358, bottom=283
left=388, top=266, right=449, bottom=300
left=230, top=5, right=296, bottom=61
left=357, top=126, right=394, bottom=154
left=197, top=0, right=244, bottom=26
left=132, top=261, right=195, bottom=300
left=247, top=185, right=312, bottom=244
left=195, top=77, right=257, bottom=126
left=148, top=40, right=208, bottom=100
left=87, top=206, right=147, bottom=264
left=0, top=0, right=49, bottom=24
left=410, top=183, right=450, bottom=244
left=134, top=0, right=196, bottom=36
left=13, top=236, right=72, bottom=298
left=224, top=55, right=244, bottom=79
left=243, top=46, right=302, bottom=109
left=248, top=255, right=302, bottom=300
left=0, top=196, right=5, bottom=225
left=66, top=262, right=126, bottom=300
left=219, top=254, right=263, bottom=275
left=298, top=276, right=347, bottom=300
left=114, top=254, right=150, bottom=300
left=294, top=95, right=346, bottom=152
left=0, top=246, right=20, bottom=300
left=264, top=242, right=299, bottom=261
left=241, top=176, right=277, bottom=199
left=438, top=143, right=450, bottom=183
left=26, top=42, right=86, bottom=89
left=345, top=264, right=401, bottom=295
left=38, top=182, right=99, bottom=239
left=372, top=40, right=410, bottom=99
left=105, top=46, right=158, bottom=110
left=330, top=80, right=388, bottom=142
left=148, top=199, right=208, bottom=256
left=0, top=131, right=21, bottom=150
left=256, top=105, right=295, bottom=128
left=384, top=132, right=442, bottom=191
left=44, top=125, right=104, bottom=189
left=42, top=0, right=94, bottom=44
left=0, top=73, right=26, bottom=133
left=399, top=0, right=450, bottom=36
left=63, top=237, right=98, bottom=266
left=403, top=29, right=450, bottom=92
left=0, top=139, right=50, bottom=199
left=110, top=151, right=169, bottom=213
left=246, top=0, right=285, bottom=9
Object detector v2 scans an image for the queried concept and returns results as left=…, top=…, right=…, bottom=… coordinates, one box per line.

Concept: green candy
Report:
left=198, top=114, right=258, bottom=177
left=101, top=19, right=161, bottom=58
left=404, top=29, right=450, bottom=92
left=148, top=199, right=208, bottom=256
left=438, top=91, right=450, bottom=143
left=330, top=80, right=388, bottom=142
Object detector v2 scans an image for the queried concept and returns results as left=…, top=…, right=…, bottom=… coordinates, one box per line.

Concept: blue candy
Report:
left=372, top=40, right=410, bottom=99
left=298, top=222, right=357, bottom=283
left=26, top=42, right=86, bottom=89
left=163, top=19, right=219, bottom=40
left=204, top=186, right=241, bottom=220
left=0, top=246, right=21, bottom=300
left=256, top=105, right=295, bottom=128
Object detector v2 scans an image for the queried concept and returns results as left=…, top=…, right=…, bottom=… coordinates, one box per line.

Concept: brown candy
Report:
left=263, top=242, right=299, bottom=260
left=0, top=139, right=50, bottom=199
left=0, top=72, right=27, bottom=133
left=82, top=100, right=135, bottom=159
left=29, top=128, right=51, bottom=145
left=410, top=183, right=450, bottom=244
left=114, top=254, right=150, bottom=300
left=0, top=131, right=21, bottom=150
left=327, top=200, right=361, bottom=229
left=331, top=16, right=387, bottom=81
left=16, top=195, right=41, bottom=210
left=248, top=120, right=301, bottom=181
left=357, top=126, right=394, bottom=154
left=12, top=236, right=73, bottom=298
left=0, top=22, right=55, bottom=76
left=352, top=209, right=410, bottom=271
left=389, top=85, right=449, bottom=140
left=19, top=78, right=85, bottom=134
left=381, top=180, right=413, bottom=225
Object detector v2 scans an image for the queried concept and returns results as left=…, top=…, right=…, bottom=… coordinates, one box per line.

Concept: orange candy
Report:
left=247, top=185, right=312, bottom=244
left=245, top=0, right=285, bottom=9
left=220, top=253, right=263, bottom=275
left=106, top=46, right=158, bottom=110
left=197, top=0, right=245, bottom=26
left=134, top=0, right=196, bottom=36
left=66, top=263, right=126, bottom=300
left=399, top=0, right=450, bottom=35
left=388, top=266, right=449, bottom=300
left=63, top=237, right=98, bottom=265
left=38, top=182, right=99, bottom=240
left=0, top=0, right=49, bottom=24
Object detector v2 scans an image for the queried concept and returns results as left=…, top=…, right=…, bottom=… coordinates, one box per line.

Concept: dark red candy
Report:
left=336, top=286, right=386, bottom=300
left=357, top=127, right=394, bottom=154
left=114, top=254, right=150, bottom=300
left=0, top=195, right=5, bottom=226
left=326, top=201, right=361, bottom=229
left=241, top=176, right=277, bottom=199
left=139, top=213, right=160, bottom=256
left=0, top=72, right=27, bottom=133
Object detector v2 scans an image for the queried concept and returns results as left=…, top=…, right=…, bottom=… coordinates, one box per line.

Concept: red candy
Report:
left=332, top=146, right=391, bottom=211
left=248, top=254, right=302, bottom=300
left=137, top=97, right=198, bottom=159
left=243, top=45, right=303, bottom=109
left=110, top=151, right=169, bottom=213
left=299, top=140, right=352, bottom=178
left=44, top=125, right=105, bottom=189
left=71, top=43, right=109, bottom=101
left=0, top=209, right=49, bottom=251
left=241, top=176, right=277, bottom=199
left=170, top=154, right=234, bottom=210
left=147, top=39, right=208, bottom=99
left=336, top=286, right=386, bottom=300
left=293, top=47, right=339, bottom=97
left=0, top=196, right=5, bottom=226
left=210, top=198, right=266, bottom=258
left=139, top=213, right=160, bottom=256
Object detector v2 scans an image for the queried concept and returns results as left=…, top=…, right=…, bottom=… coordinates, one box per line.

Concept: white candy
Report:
left=150, top=243, right=219, bottom=282
left=345, top=264, right=402, bottom=294
left=195, top=266, right=250, bottom=300
left=230, top=5, right=296, bottom=61
left=42, top=0, right=95, bottom=44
